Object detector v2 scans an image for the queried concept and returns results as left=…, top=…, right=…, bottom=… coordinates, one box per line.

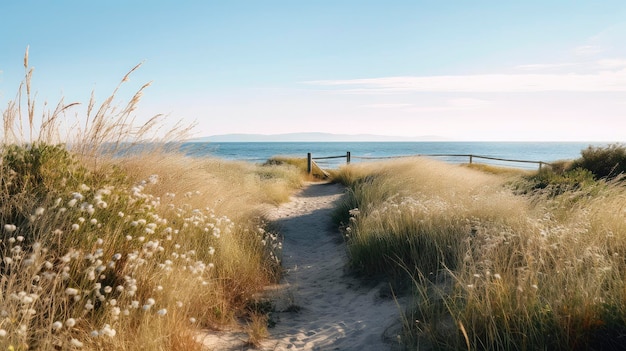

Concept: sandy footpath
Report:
left=199, top=182, right=405, bottom=351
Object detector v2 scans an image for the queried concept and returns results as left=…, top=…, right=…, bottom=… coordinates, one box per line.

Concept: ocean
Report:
left=179, top=141, right=611, bottom=170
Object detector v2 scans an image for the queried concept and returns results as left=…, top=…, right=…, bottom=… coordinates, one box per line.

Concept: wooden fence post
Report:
left=469, top=155, right=473, bottom=164
left=307, top=153, right=312, bottom=174
left=346, top=151, right=351, bottom=164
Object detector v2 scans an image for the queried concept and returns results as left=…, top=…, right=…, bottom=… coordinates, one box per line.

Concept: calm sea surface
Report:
left=179, top=141, right=610, bottom=169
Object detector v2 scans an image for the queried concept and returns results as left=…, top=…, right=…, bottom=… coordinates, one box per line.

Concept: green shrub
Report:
left=1, top=143, right=89, bottom=196
left=570, top=144, right=626, bottom=180
left=515, top=167, right=597, bottom=197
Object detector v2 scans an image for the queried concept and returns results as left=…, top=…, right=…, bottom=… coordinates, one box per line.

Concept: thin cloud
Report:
left=516, top=59, right=626, bottom=73
left=360, top=103, right=413, bottom=108
left=404, top=98, right=491, bottom=113
left=574, top=45, right=603, bottom=56
left=516, top=63, right=579, bottom=71
left=597, top=59, right=626, bottom=69
left=447, top=98, right=491, bottom=108
left=306, top=70, right=626, bottom=93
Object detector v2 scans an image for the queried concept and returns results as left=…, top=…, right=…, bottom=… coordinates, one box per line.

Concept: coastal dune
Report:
left=199, top=182, right=406, bottom=351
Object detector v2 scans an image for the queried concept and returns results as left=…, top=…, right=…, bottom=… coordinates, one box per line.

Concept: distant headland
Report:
left=190, top=132, right=450, bottom=142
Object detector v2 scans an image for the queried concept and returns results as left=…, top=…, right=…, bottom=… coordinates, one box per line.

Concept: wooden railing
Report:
left=307, top=152, right=551, bottom=174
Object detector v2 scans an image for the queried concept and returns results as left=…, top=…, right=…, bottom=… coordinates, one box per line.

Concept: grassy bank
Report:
left=0, top=53, right=305, bottom=350
left=333, top=157, right=626, bottom=350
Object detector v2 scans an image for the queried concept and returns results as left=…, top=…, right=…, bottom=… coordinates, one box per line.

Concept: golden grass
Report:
left=245, top=313, right=270, bottom=348
left=0, top=50, right=303, bottom=350
left=463, top=162, right=533, bottom=176
left=265, top=156, right=329, bottom=181
left=333, top=157, right=626, bottom=350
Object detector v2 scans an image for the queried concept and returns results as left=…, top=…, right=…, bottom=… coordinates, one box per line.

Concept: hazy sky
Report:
left=1, top=1, right=626, bottom=141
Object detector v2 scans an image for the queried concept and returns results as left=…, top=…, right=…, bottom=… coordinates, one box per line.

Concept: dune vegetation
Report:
left=5, top=50, right=626, bottom=351
left=0, top=52, right=306, bottom=350
left=332, top=152, right=626, bottom=350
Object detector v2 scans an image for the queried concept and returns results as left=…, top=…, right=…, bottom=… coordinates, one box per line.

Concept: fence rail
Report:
left=306, top=152, right=551, bottom=174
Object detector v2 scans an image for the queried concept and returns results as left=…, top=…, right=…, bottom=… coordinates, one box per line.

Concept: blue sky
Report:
left=1, top=1, right=626, bottom=141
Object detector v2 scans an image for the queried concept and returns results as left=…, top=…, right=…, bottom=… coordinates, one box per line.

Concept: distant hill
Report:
left=190, top=132, right=449, bottom=142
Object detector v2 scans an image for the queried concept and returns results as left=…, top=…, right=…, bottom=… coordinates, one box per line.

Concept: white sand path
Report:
left=199, top=182, right=405, bottom=351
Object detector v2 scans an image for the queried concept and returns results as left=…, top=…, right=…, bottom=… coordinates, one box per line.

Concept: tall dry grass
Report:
left=0, top=50, right=303, bottom=350
left=333, top=157, right=626, bottom=350
left=334, top=157, right=526, bottom=277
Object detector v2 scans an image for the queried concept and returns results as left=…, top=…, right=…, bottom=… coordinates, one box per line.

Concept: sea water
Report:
left=179, top=141, right=611, bottom=169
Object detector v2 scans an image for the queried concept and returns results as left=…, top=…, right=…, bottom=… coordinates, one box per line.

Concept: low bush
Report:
left=514, top=167, right=598, bottom=198
left=570, top=143, right=626, bottom=180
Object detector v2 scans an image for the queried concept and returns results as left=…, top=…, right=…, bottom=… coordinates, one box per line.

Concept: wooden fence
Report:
left=307, top=151, right=551, bottom=174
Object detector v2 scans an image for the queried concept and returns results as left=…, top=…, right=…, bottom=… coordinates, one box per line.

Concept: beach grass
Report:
left=332, top=157, right=626, bottom=350
left=265, top=156, right=329, bottom=180
left=0, top=52, right=304, bottom=350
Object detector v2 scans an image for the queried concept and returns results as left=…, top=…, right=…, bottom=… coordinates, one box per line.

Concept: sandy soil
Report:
left=198, top=182, right=406, bottom=351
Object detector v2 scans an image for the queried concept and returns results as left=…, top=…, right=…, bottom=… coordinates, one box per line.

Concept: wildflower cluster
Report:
left=1, top=55, right=297, bottom=349
left=0, top=163, right=278, bottom=349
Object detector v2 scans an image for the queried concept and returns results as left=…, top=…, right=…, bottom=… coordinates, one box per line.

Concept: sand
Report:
left=198, top=182, right=406, bottom=351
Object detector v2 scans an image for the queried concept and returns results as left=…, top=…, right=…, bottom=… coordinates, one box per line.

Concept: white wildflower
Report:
left=65, top=318, right=77, bottom=327
left=111, top=307, right=121, bottom=316
left=70, top=338, right=83, bottom=347
left=65, top=288, right=79, bottom=295
left=100, top=324, right=116, bottom=337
